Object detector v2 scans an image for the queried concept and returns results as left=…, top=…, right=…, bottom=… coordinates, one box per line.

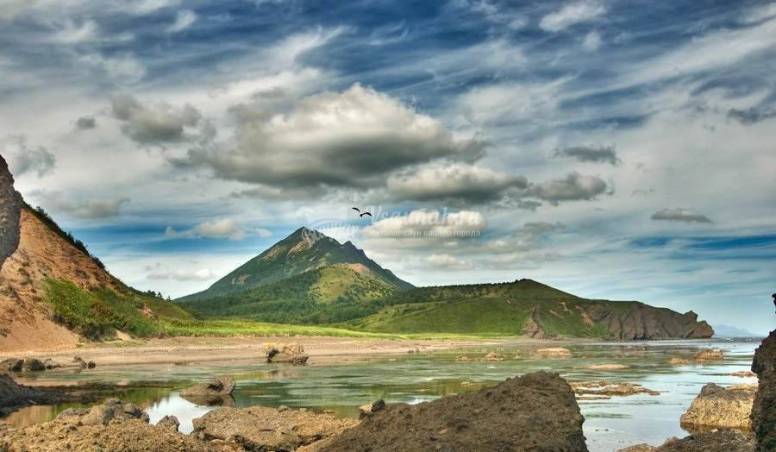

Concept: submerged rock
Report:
left=192, top=405, right=356, bottom=450
left=693, top=349, right=725, bottom=361
left=534, top=347, right=573, bottom=358
left=669, top=357, right=690, bottom=365
left=588, top=364, right=629, bottom=371
left=571, top=381, right=660, bottom=398
left=680, top=383, right=755, bottom=431
left=751, top=329, right=776, bottom=451
left=482, top=351, right=505, bottom=361
left=265, top=343, right=309, bottom=365
left=320, top=371, right=588, bottom=452
left=180, top=376, right=235, bottom=406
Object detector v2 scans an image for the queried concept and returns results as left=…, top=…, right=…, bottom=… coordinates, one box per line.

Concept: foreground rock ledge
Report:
left=318, top=371, right=588, bottom=452
left=751, top=328, right=776, bottom=451
left=680, top=383, right=756, bottom=431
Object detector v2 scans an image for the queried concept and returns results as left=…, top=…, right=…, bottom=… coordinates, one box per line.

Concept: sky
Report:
left=1, top=0, right=774, bottom=334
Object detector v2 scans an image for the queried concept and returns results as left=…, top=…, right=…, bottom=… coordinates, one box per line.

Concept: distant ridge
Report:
left=178, top=227, right=413, bottom=302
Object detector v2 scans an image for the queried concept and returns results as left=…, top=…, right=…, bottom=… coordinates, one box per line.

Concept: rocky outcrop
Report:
left=0, top=399, right=215, bottom=452
left=655, top=430, right=754, bottom=452
left=192, top=405, right=357, bottom=450
left=265, top=343, right=309, bottom=365
left=320, top=371, right=588, bottom=451
left=522, top=305, right=547, bottom=338
left=680, top=383, right=756, bottom=431
left=0, top=373, right=90, bottom=416
left=584, top=303, right=714, bottom=340
left=0, top=154, right=22, bottom=270
left=693, top=349, right=725, bottom=361
left=180, top=376, right=236, bottom=405
left=752, top=329, right=776, bottom=451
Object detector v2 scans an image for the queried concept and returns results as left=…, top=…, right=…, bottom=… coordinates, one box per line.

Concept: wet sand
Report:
left=0, top=335, right=559, bottom=372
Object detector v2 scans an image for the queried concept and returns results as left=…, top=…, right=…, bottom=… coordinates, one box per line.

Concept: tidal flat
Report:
left=2, top=338, right=759, bottom=452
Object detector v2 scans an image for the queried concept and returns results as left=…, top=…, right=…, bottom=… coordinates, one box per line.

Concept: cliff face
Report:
left=585, top=303, right=714, bottom=340
left=0, top=155, right=22, bottom=269
left=751, top=329, right=776, bottom=452
left=0, top=155, right=126, bottom=351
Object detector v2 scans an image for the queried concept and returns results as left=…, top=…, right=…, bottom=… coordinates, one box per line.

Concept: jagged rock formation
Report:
left=751, top=329, right=776, bottom=451
left=0, top=155, right=22, bottom=270
left=584, top=304, right=714, bottom=340
left=319, top=371, right=588, bottom=451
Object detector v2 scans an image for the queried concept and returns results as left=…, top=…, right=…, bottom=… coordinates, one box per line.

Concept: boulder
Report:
left=157, top=415, right=181, bottom=432
left=654, top=430, right=754, bottom=452
left=693, top=349, right=725, bottom=361
left=22, top=358, right=46, bottom=372
left=78, top=398, right=150, bottom=426
left=265, top=343, right=309, bottom=365
left=534, top=347, right=573, bottom=358
left=358, top=399, right=386, bottom=419
left=321, top=371, right=588, bottom=452
left=751, top=329, right=776, bottom=451
left=0, top=358, right=23, bottom=372
left=180, top=376, right=235, bottom=406
left=617, top=444, right=656, bottom=452
left=680, top=383, right=755, bottom=431
left=191, top=405, right=357, bottom=451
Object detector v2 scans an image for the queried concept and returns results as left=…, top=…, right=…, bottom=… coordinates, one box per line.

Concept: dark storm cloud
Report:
left=526, top=172, right=609, bottom=204
left=111, top=94, right=202, bottom=144
left=555, top=145, right=619, bottom=165
left=651, top=208, right=712, bottom=224
left=75, top=116, right=97, bottom=130
left=727, top=107, right=776, bottom=125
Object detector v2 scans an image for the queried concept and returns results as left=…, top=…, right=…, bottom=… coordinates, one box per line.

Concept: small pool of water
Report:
left=3, top=339, right=759, bottom=452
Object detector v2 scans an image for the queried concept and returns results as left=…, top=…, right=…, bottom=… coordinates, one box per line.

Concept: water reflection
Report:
left=1, top=339, right=759, bottom=452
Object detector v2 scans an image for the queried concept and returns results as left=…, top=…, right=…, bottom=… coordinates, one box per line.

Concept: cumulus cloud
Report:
left=651, top=208, right=712, bottom=224
left=727, top=107, right=776, bottom=125
left=386, top=162, right=527, bottom=203
left=554, top=145, right=619, bottom=165
left=427, top=253, right=474, bottom=270
left=165, top=218, right=247, bottom=240
left=147, top=266, right=215, bottom=281
left=362, top=209, right=486, bottom=240
left=167, top=10, right=196, bottom=33
left=177, top=84, right=484, bottom=192
left=539, top=1, right=606, bottom=32
left=1, top=136, right=56, bottom=177
left=33, top=191, right=129, bottom=219
left=526, top=172, right=609, bottom=204
left=582, top=30, right=602, bottom=51
left=75, top=116, right=96, bottom=130
left=111, top=94, right=202, bottom=144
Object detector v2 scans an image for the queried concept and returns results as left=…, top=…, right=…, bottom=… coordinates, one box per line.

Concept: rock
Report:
left=583, top=305, right=714, bottom=340
left=2, top=400, right=214, bottom=452
left=654, top=430, right=754, bottom=452
left=617, top=444, right=656, bottom=452
left=192, top=405, right=357, bottom=451
left=534, top=347, right=573, bottom=358
left=321, top=371, right=588, bottom=452
left=455, top=355, right=471, bottom=362
left=358, top=399, right=386, bottom=419
left=0, top=358, right=23, bottom=372
left=265, top=343, right=309, bottom=365
left=157, top=415, right=181, bottom=431
left=180, top=376, right=235, bottom=406
left=680, top=383, right=755, bottom=431
left=79, top=398, right=150, bottom=426
left=693, top=349, right=725, bottom=361
left=73, top=356, right=88, bottom=368
left=22, top=358, right=46, bottom=372
left=588, top=364, right=629, bottom=370
left=751, top=329, right=776, bottom=451
left=0, top=154, right=22, bottom=270
left=571, top=381, right=660, bottom=398
left=87, top=360, right=96, bottom=369
left=482, top=351, right=504, bottom=361
left=42, top=358, right=61, bottom=369
left=731, top=371, right=756, bottom=378
left=669, top=357, right=690, bottom=365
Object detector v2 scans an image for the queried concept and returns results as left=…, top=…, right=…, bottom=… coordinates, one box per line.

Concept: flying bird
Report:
left=352, top=207, right=360, bottom=212
left=352, top=207, right=372, bottom=218
left=360, top=212, right=372, bottom=217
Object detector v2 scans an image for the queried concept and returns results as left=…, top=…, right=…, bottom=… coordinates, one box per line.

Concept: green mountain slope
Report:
left=183, top=264, right=398, bottom=323
left=179, top=227, right=412, bottom=302
left=346, top=279, right=714, bottom=339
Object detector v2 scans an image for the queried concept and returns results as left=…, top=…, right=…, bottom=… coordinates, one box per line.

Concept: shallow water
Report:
left=4, top=339, right=759, bottom=452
